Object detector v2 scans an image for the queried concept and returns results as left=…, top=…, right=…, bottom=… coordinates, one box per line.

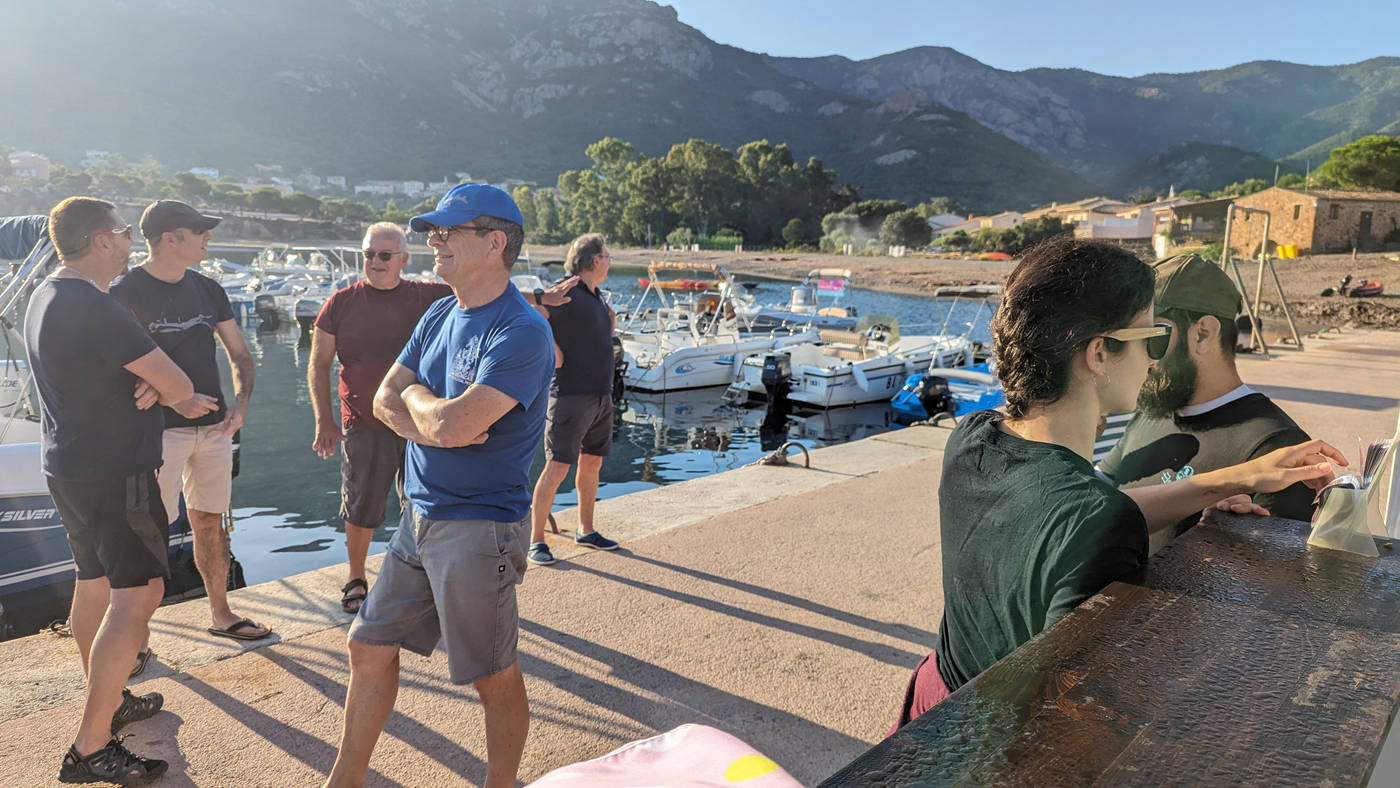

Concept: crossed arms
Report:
left=373, top=363, right=517, bottom=448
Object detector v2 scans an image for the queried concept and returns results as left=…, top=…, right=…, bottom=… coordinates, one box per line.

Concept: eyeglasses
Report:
left=1099, top=322, right=1173, bottom=360
left=89, top=224, right=133, bottom=241
left=362, top=249, right=403, bottom=262
left=427, top=224, right=494, bottom=243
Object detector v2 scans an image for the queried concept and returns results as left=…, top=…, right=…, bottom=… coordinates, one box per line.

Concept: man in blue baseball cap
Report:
left=327, top=184, right=556, bottom=787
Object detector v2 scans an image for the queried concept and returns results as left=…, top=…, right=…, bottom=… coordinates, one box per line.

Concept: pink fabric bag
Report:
left=528, top=724, right=801, bottom=787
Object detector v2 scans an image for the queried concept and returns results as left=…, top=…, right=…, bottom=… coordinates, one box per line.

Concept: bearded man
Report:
left=1096, top=253, right=1315, bottom=553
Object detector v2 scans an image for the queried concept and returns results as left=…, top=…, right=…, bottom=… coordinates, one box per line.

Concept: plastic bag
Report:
left=1308, top=486, right=1379, bottom=557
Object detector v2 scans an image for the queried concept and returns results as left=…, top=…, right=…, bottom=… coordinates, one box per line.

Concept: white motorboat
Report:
left=617, top=262, right=817, bottom=393
left=723, top=313, right=980, bottom=409
left=734, top=268, right=859, bottom=332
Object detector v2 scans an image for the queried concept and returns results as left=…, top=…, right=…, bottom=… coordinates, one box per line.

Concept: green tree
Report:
left=879, top=209, right=933, bottom=248
left=380, top=198, right=410, bottom=224
left=211, top=183, right=246, bottom=209
left=914, top=196, right=964, bottom=218
left=1177, top=189, right=1210, bottom=201
left=171, top=172, right=212, bottom=203
left=1314, top=135, right=1400, bottom=191
left=284, top=192, right=321, bottom=218
left=782, top=217, right=810, bottom=247
left=248, top=187, right=284, bottom=217
left=664, top=138, right=742, bottom=237
left=48, top=165, right=92, bottom=197
left=511, top=186, right=537, bottom=232
left=1276, top=173, right=1306, bottom=189
left=534, top=191, right=562, bottom=239
left=666, top=226, right=695, bottom=248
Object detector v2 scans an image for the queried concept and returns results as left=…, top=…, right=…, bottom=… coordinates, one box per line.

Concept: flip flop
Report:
left=129, top=648, right=156, bottom=679
left=207, top=618, right=272, bottom=641
left=341, top=578, right=369, bottom=614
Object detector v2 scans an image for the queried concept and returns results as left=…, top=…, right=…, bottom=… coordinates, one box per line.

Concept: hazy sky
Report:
left=661, top=1, right=1398, bottom=77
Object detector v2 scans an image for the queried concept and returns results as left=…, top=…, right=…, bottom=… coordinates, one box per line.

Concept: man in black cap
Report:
left=1098, top=253, right=1315, bottom=551
left=111, top=200, right=270, bottom=642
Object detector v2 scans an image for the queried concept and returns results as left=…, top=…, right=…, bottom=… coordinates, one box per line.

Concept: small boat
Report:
left=618, top=262, right=816, bottom=392
left=724, top=315, right=977, bottom=409
left=735, top=268, right=859, bottom=332
left=890, top=363, right=1004, bottom=422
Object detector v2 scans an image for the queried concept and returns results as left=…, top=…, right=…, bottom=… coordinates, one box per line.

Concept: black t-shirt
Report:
left=110, top=267, right=235, bottom=428
left=24, top=277, right=163, bottom=479
left=1097, top=392, right=1313, bottom=540
left=546, top=282, right=613, bottom=396
left=934, top=410, right=1148, bottom=691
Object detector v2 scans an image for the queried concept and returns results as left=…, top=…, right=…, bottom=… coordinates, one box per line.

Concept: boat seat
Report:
left=818, top=329, right=869, bottom=360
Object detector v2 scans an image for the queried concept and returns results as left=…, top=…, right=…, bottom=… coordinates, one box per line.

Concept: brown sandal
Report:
left=341, top=578, right=368, bottom=614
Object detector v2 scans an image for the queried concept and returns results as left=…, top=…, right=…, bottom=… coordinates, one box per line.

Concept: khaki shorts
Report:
left=157, top=426, right=233, bottom=519
left=349, top=506, right=529, bottom=685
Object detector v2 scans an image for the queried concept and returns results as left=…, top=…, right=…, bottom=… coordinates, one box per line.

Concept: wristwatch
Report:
left=533, top=288, right=545, bottom=306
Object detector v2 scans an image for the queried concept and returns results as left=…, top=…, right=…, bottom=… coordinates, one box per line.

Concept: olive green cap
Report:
left=1152, top=253, right=1242, bottom=320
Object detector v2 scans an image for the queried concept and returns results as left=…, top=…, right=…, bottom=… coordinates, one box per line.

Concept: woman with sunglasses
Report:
left=892, top=236, right=1344, bottom=730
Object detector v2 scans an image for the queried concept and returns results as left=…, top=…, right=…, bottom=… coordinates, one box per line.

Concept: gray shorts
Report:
left=544, top=393, right=613, bottom=464
left=340, top=425, right=405, bottom=528
left=348, top=506, right=529, bottom=685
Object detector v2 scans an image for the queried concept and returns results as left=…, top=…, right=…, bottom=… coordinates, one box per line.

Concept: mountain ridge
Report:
left=0, top=0, right=1394, bottom=209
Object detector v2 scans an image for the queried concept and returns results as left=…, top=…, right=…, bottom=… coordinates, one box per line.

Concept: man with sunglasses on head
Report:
left=326, top=184, right=556, bottom=788
left=1097, top=253, right=1315, bottom=553
left=28, top=197, right=215, bottom=783
left=111, top=200, right=270, bottom=644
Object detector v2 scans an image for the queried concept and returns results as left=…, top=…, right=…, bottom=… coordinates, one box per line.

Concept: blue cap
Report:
left=409, top=183, right=523, bottom=232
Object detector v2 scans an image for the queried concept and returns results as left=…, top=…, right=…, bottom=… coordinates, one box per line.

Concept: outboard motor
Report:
left=253, top=294, right=280, bottom=331
left=915, top=375, right=956, bottom=422
left=760, top=352, right=792, bottom=404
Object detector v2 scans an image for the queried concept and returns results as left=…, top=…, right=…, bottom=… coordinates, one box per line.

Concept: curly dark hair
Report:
left=992, top=236, right=1155, bottom=418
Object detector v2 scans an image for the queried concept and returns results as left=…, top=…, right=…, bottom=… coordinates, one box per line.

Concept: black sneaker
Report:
left=527, top=542, right=557, bottom=566
left=59, top=737, right=168, bottom=784
left=111, top=688, right=164, bottom=734
left=574, top=531, right=619, bottom=551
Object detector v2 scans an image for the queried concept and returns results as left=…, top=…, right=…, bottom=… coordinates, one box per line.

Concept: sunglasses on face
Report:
left=90, top=224, right=133, bottom=241
left=363, top=250, right=402, bottom=262
left=427, top=224, right=494, bottom=243
left=1099, top=322, right=1173, bottom=360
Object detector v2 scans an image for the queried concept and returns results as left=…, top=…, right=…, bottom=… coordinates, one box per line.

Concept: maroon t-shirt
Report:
left=314, top=279, right=454, bottom=430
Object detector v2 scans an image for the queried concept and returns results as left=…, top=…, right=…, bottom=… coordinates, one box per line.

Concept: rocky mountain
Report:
left=767, top=48, right=1400, bottom=184
left=0, top=0, right=1088, bottom=210
left=0, top=0, right=1395, bottom=209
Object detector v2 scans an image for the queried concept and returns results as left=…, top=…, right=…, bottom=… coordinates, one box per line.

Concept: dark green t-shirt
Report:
left=1096, top=392, right=1313, bottom=542
left=934, top=410, right=1148, bottom=691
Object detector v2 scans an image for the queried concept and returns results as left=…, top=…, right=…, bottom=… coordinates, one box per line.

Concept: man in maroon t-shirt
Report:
left=310, top=221, right=577, bottom=613
left=310, top=222, right=451, bottom=613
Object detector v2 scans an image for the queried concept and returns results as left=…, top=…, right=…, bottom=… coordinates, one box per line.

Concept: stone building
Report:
left=1230, top=187, right=1400, bottom=255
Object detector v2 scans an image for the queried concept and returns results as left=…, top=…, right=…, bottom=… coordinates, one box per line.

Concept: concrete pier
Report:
left=1, top=329, right=1397, bottom=786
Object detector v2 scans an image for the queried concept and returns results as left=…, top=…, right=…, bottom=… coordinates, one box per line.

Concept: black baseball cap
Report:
left=140, top=200, right=221, bottom=240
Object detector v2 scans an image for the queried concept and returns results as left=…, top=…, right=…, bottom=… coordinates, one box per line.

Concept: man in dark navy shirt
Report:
left=527, top=233, right=620, bottom=566
left=111, top=200, right=267, bottom=642
left=27, top=196, right=213, bottom=783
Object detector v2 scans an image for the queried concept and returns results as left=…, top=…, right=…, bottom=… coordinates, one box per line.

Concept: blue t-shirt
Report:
left=24, top=277, right=164, bottom=479
left=397, top=286, right=555, bottom=522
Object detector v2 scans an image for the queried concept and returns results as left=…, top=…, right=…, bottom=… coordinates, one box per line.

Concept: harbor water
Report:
left=214, top=266, right=995, bottom=585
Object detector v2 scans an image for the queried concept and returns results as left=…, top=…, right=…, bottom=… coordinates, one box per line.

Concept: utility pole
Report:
left=1273, top=163, right=1280, bottom=185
